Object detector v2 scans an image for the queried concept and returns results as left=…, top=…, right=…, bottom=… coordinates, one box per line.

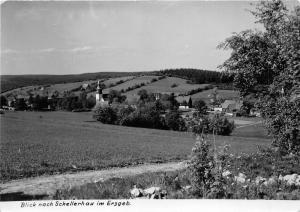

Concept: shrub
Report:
left=165, top=111, right=187, bottom=131
left=209, top=114, right=235, bottom=136
left=121, top=106, right=167, bottom=130
left=193, top=100, right=207, bottom=116
left=188, top=136, right=215, bottom=197
left=171, top=83, right=178, bottom=88
left=187, top=114, right=235, bottom=136
left=93, top=106, right=118, bottom=124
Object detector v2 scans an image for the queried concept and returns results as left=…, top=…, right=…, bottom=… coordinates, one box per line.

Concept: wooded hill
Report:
left=1, top=69, right=233, bottom=93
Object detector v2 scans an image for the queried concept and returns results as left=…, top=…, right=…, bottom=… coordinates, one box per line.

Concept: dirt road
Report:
left=0, top=161, right=187, bottom=199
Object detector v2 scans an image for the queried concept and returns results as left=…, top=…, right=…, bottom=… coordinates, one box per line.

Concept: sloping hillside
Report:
left=125, top=77, right=209, bottom=95
left=0, top=72, right=144, bottom=93
left=191, top=89, right=240, bottom=103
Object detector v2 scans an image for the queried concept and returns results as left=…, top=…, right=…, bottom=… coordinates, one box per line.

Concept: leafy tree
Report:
left=93, top=106, right=118, bottom=124
left=138, top=89, right=149, bottom=101
left=79, top=91, right=87, bottom=108
left=188, top=97, right=193, bottom=108
left=168, top=93, right=179, bottom=111
left=194, top=100, right=208, bottom=116
left=86, top=95, right=96, bottom=109
left=239, top=100, right=255, bottom=116
left=219, top=0, right=300, bottom=153
left=15, top=98, right=27, bottom=110
left=0, top=96, right=7, bottom=107
left=209, top=114, right=235, bottom=136
left=165, top=110, right=186, bottom=131
left=208, top=88, right=220, bottom=106
left=116, top=105, right=136, bottom=125
left=188, top=136, right=215, bottom=197
left=108, top=90, right=126, bottom=104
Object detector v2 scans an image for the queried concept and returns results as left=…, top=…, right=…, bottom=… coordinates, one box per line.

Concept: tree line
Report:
left=93, top=89, right=234, bottom=136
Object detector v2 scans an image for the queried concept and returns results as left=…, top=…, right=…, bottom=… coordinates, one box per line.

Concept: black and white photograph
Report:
left=0, top=0, right=299, bottom=209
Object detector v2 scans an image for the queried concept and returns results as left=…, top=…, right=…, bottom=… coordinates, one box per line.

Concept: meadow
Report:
left=191, top=89, right=240, bottom=103
left=2, top=76, right=135, bottom=98
left=0, top=111, right=271, bottom=182
left=102, top=75, right=158, bottom=93
left=125, top=77, right=210, bottom=95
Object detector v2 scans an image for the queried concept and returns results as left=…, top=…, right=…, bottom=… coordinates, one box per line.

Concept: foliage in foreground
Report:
left=218, top=0, right=300, bottom=154
left=54, top=138, right=300, bottom=200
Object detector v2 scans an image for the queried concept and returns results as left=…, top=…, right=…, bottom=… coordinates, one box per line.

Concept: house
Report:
left=213, top=107, right=223, bottom=112
left=81, top=83, right=91, bottom=91
left=221, top=100, right=243, bottom=112
left=175, top=96, right=192, bottom=109
left=7, top=96, right=15, bottom=107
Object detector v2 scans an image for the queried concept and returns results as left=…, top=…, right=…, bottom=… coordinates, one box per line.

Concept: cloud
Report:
left=1, top=49, right=19, bottom=54
left=39, top=48, right=56, bottom=53
left=1, top=46, right=95, bottom=55
left=69, top=46, right=93, bottom=53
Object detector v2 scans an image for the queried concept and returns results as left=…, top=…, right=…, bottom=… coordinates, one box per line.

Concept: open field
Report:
left=2, top=76, right=136, bottom=98
left=126, top=77, right=209, bottom=95
left=191, top=89, right=240, bottom=103
left=0, top=72, right=144, bottom=93
left=0, top=111, right=271, bottom=182
left=102, top=76, right=135, bottom=87
left=103, top=75, right=158, bottom=93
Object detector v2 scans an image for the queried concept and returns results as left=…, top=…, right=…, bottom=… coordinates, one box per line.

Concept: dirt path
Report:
left=0, top=161, right=187, bottom=199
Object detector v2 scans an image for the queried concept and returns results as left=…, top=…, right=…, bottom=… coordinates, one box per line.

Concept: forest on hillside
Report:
left=1, top=69, right=233, bottom=93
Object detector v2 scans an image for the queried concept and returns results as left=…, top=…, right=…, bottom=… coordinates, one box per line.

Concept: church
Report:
left=95, top=80, right=109, bottom=107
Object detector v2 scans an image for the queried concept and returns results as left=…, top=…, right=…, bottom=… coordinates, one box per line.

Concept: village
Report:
left=0, top=76, right=260, bottom=119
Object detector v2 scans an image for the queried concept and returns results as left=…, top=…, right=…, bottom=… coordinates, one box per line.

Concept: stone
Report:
left=263, top=176, right=277, bottom=186
left=255, top=176, right=267, bottom=185
left=222, top=170, right=232, bottom=178
left=182, top=185, right=192, bottom=191
left=281, top=174, right=300, bottom=186
left=234, top=173, right=247, bottom=184
left=130, top=185, right=143, bottom=197
left=144, top=187, right=161, bottom=195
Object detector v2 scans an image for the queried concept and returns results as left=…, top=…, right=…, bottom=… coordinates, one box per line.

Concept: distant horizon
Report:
left=1, top=1, right=299, bottom=75
left=0, top=67, right=218, bottom=76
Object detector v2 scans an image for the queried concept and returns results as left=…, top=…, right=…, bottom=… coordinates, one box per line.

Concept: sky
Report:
left=1, top=0, right=299, bottom=75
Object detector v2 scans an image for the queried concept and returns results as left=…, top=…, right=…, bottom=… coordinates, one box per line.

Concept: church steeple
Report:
left=97, top=80, right=102, bottom=94
left=96, top=80, right=103, bottom=102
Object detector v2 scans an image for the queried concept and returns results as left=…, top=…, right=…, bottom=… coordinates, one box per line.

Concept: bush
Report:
left=209, top=115, right=235, bottom=136
left=193, top=100, right=207, bottom=116
left=165, top=111, right=187, bottom=131
left=188, top=137, right=214, bottom=197
left=187, top=114, right=235, bottom=136
left=93, top=106, right=118, bottom=124
left=121, top=106, right=167, bottom=130
left=171, top=83, right=178, bottom=88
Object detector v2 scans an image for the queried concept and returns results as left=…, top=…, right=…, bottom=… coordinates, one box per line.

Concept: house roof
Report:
left=221, top=100, right=243, bottom=110
left=82, top=83, right=90, bottom=89
left=16, top=94, right=28, bottom=99
left=175, top=96, right=191, bottom=103
left=221, top=100, right=236, bottom=109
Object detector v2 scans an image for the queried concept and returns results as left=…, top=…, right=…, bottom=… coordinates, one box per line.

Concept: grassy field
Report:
left=124, top=77, right=210, bottom=102
left=2, top=76, right=137, bottom=98
left=1, top=80, right=97, bottom=97
left=0, top=111, right=271, bottom=182
left=191, top=89, right=240, bottom=103
left=126, top=77, right=209, bottom=95
left=103, top=75, right=158, bottom=93
left=102, top=76, right=135, bottom=87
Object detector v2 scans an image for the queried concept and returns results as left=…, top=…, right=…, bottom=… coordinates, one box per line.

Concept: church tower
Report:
left=96, top=80, right=102, bottom=102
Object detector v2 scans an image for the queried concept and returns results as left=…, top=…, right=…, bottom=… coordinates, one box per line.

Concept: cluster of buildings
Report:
left=2, top=79, right=264, bottom=117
